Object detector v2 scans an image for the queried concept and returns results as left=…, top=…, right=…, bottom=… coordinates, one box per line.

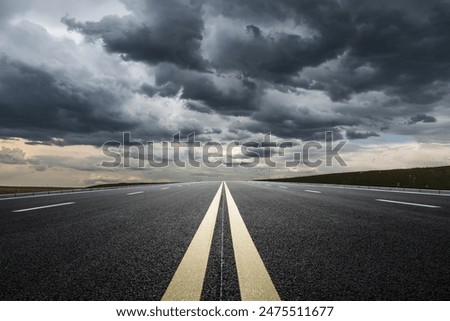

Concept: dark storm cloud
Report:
left=0, top=56, right=135, bottom=145
left=208, top=0, right=450, bottom=104
left=408, top=114, right=437, bottom=125
left=139, top=81, right=180, bottom=98
left=245, top=25, right=261, bottom=38
left=146, top=64, right=262, bottom=116
left=209, top=26, right=347, bottom=84
left=346, top=130, right=380, bottom=140
left=336, top=1, right=450, bottom=103
left=60, top=0, right=450, bottom=140
left=61, top=0, right=207, bottom=71
left=242, top=104, right=353, bottom=140
left=207, top=0, right=354, bottom=83
left=244, top=124, right=346, bottom=142
left=1, top=0, right=449, bottom=146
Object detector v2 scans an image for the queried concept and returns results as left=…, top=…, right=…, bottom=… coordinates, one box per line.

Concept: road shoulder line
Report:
left=375, top=199, right=441, bottom=208
left=305, top=190, right=321, bottom=194
left=126, top=191, right=144, bottom=196
left=12, top=202, right=75, bottom=213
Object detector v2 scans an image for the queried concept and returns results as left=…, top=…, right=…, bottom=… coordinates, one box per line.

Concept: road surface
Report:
left=1, top=181, right=449, bottom=300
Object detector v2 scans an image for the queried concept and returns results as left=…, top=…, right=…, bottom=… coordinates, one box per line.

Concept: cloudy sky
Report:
left=1, top=0, right=450, bottom=186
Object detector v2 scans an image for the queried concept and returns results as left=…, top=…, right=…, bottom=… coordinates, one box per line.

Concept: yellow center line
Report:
left=162, top=182, right=224, bottom=301
left=224, top=182, right=281, bottom=301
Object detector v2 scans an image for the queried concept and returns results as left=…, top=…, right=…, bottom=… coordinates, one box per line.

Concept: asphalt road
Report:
left=1, top=181, right=449, bottom=300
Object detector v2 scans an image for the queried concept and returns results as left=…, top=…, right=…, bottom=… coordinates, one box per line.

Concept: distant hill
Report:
left=264, top=166, right=450, bottom=190
left=87, top=182, right=172, bottom=188
left=0, top=182, right=174, bottom=195
left=86, top=183, right=158, bottom=188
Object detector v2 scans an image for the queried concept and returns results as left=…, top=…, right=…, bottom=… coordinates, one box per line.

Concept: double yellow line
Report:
left=162, top=182, right=280, bottom=301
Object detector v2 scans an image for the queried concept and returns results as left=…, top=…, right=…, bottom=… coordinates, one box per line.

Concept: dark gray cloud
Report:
left=240, top=107, right=351, bottom=140
left=62, top=0, right=208, bottom=71
left=346, top=130, right=380, bottom=140
left=408, top=114, right=437, bottom=125
left=0, top=0, right=449, bottom=146
left=245, top=25, right=261, bottom=38
left=61, top=0, right=450, bottom=138
left=341, top=1, right=450, bottom=103
left=140, top=81, right=180, bottom=98
left=0, top=55, right=135, bottom=145
left=207, top=0, right=450, bottom=104
left=207, top=0, right=354, bottom=83
left=144, top=64, right=262, bottom=116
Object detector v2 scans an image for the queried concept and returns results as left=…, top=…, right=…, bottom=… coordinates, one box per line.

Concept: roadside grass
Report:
left=264, top=166, right=450, bottom=190
left=0, top=186, right=77, bottom=195
left=0, top=182, right=175, bottom=195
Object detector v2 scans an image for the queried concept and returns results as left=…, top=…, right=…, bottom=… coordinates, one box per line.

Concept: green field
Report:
left=265, top=166, right=450, bottom=190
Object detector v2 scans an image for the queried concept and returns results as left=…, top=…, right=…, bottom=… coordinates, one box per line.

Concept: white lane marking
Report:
left=278, top=186, right=287, bottom=189
left=127, top=191, right=144, bottom=196
left=285, top=183, right=450, bottom=197
left=178, top=185, right=182, bottom=188
left=161, top=187, right=170, bottom=190
left=13, top=202, right=75, bottom=213
left=0, top=184, right=160, bottom=201
left=305, top=190, right=322, bottom=194
left=0, top=188, right=112, bottom=201
left=265, top=184, right=272, bottom=187
left=375, top=199, right=441, bottom=208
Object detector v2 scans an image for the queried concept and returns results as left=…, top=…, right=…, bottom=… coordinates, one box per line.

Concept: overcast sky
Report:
left=1, top=0, right=450, bottom=186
